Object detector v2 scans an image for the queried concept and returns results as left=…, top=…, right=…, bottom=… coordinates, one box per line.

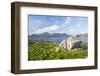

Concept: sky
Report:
left=28, top=15, right=88, bottom=35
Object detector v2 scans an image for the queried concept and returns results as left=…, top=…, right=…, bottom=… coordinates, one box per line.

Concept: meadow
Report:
left=28, top=41, right=88, bottom=60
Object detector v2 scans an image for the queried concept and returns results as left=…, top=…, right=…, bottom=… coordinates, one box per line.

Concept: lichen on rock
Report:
left=59, top=36, right=83, bottom=50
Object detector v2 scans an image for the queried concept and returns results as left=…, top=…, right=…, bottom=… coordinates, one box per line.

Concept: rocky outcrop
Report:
left=59, top=39, right=67, bottom=50
left=59, top=36, right=82, bottom=50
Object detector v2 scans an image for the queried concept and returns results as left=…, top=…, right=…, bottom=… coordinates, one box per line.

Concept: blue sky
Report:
left=28, top=15, right=88, bottom=35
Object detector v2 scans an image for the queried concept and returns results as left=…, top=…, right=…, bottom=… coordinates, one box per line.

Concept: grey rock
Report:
left=59, top=36, right=82, bottom=50
left=59, top=39, right=67, bottom=50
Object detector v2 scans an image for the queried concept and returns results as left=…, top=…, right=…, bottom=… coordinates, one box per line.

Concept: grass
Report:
left=28, top=41, right=88, bottom=60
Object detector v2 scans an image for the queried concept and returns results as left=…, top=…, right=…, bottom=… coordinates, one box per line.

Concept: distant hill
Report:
left=28, top=33, right=88, bottom=43
left=30, top=32, right=70, bottom=37
left=81, top=33, right=88, bottom=38
left=76, top=33, right=88, bottom=38
left=29, top=33, right=70, bottom=42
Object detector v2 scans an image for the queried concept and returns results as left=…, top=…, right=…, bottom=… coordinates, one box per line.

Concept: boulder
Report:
left=67, top=36, right=82, bottom=50
left=59, top=36, right=82, bottom=50
left=59, top=39, right=67, bottom=50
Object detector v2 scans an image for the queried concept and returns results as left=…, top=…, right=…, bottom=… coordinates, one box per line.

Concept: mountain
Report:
left=30, top=32, right=70, bottom=37
left=29, top=33, right=70, bottom=42
left=81, top=33, right=88, bottom=37
left=76, top=33, right=88, bottom=38
left=28, top=33, right=88, bottom=43
left=76, top=33, right=88, bottom=42
left=41, top=32, right=50, bottom=35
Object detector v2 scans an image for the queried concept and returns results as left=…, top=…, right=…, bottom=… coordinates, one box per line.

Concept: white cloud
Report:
left=62, top=17, right=71, bottom=27
left=32, top=25, right=59, bottom=34
left=69, top=28, right=74, bottom=32
left=76, top=24, right=81, bottom=27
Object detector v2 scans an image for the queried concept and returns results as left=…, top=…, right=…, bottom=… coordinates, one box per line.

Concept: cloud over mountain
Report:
left=32, top=25, right=59, bottom=34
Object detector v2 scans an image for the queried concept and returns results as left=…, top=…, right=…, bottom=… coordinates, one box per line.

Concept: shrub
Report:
left=28, top=41, right=88, bottom=60
left=80, top=42, right=88, bottom=50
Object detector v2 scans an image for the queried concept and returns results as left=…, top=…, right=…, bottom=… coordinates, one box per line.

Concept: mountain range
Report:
left=28, top=32, right=88, bottom=43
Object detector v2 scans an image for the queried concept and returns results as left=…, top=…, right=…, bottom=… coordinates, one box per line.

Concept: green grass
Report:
left=28, top=41, right=88, bottom=60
